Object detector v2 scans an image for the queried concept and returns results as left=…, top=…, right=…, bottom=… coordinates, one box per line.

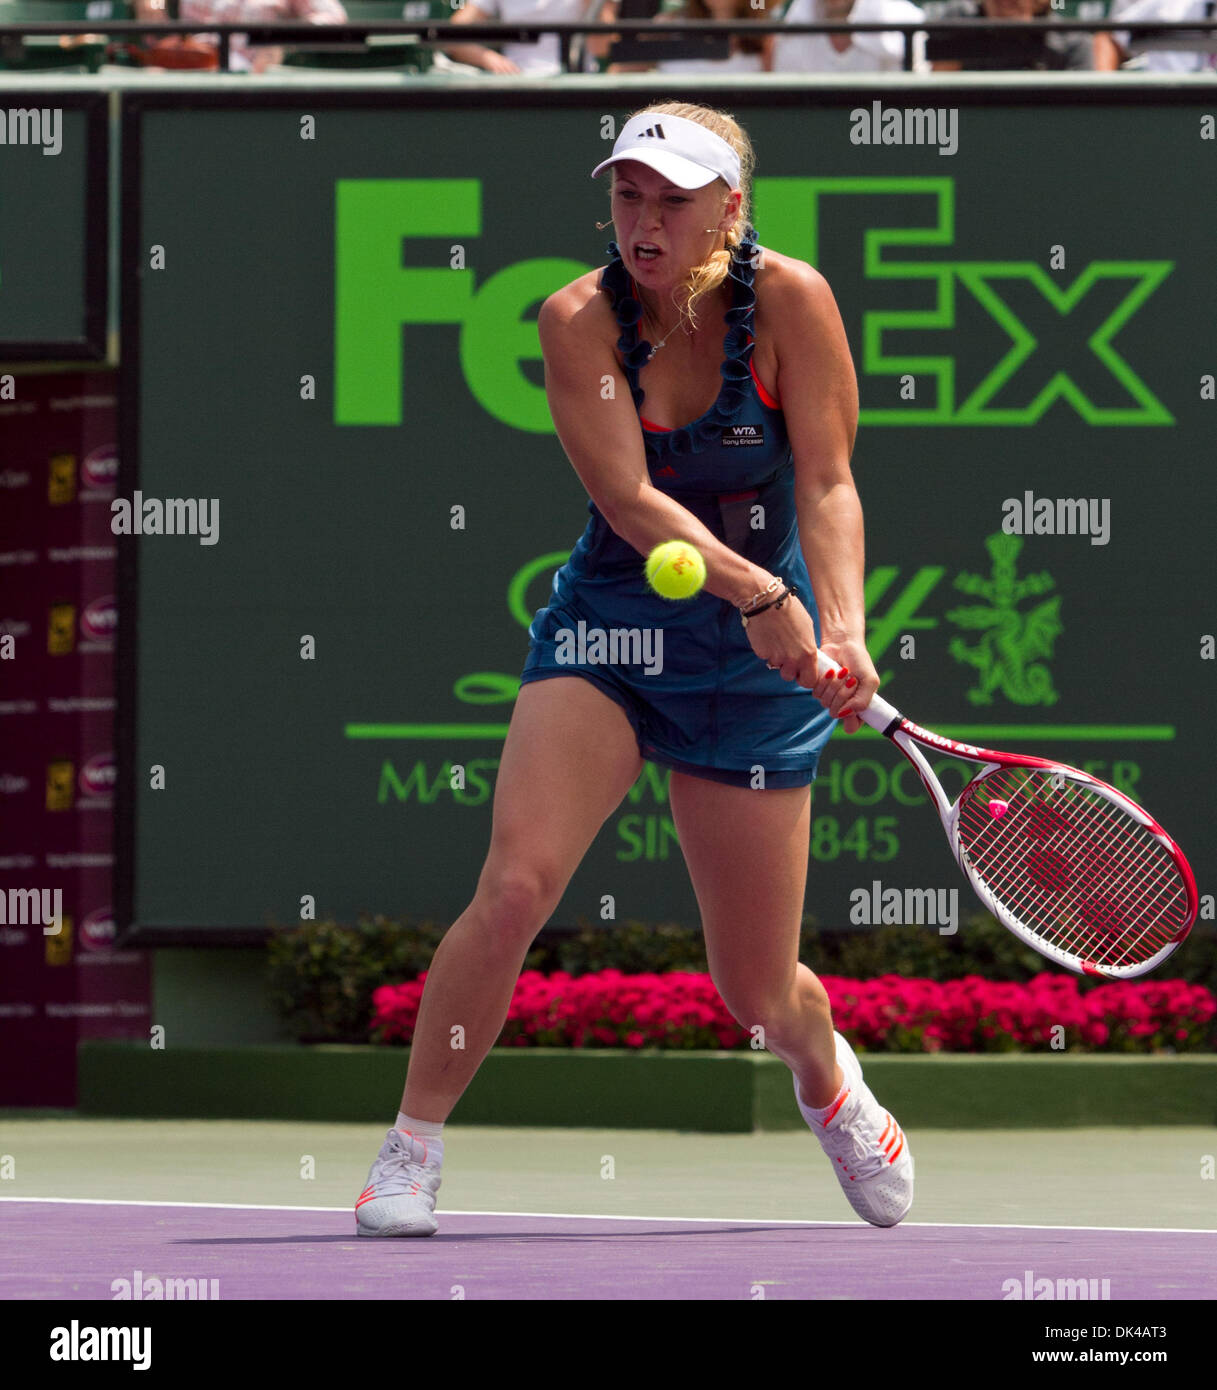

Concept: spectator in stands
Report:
left=771, top=0, right=928, bottom=73
left=928, top=0, right=1095, bottom=69
left=1096, top=0, right=1216, bottom=71
left=608, top=0, right=775, bottom=73
left=134, top=0, right=349, bottom=72
left=443, top=0, right=620, bottom=74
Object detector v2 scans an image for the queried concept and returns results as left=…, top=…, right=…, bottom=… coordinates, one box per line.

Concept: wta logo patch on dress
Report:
left=721, top=424, right=764, bottom=447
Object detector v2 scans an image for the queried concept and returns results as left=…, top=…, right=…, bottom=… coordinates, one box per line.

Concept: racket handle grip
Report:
left=815, top=648, right=902, bottom=733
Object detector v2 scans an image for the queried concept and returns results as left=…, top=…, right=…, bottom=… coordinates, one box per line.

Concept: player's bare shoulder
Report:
left=751, top=245, right=845, bottom=352
left=752, top=247, right=835, bottom=320
left=538, top=266, right=619, bottom=363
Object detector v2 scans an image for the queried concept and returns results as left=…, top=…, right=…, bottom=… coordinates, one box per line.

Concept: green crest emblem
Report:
left=947, top=532, right=1062, bottom=706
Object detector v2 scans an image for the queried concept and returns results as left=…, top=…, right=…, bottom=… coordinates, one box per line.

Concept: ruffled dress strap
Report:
left=597, top=223, right=761, bottom=458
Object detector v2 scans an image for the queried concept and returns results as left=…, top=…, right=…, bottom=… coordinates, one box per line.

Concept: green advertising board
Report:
left=118, top=88, right=1216, bottom=943
left=0, top=93, right=107, bottom=360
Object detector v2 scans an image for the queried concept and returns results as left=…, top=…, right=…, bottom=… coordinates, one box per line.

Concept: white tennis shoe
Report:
left=795, top=1030, right=914, bottom=1227
left=355, top=1128, right=442, bottom=1237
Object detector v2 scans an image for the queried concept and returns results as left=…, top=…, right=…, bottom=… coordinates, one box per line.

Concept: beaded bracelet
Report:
left=739, top=585, right=796, bottom=628
left=739, top=577, right=781, bottom=615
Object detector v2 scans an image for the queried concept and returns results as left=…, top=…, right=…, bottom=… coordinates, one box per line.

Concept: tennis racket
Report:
left=819, top=654, right=1198, bottom=979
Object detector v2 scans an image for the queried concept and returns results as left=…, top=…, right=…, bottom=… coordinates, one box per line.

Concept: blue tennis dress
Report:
left=520, top=225, right=837, bottom=788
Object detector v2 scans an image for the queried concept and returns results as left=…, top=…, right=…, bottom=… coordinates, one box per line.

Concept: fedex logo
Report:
left=333, top=176, right=1171, bottom=432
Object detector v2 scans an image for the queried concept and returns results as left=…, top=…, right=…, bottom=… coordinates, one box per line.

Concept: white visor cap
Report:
left=590, top=112, right=741, bottom=192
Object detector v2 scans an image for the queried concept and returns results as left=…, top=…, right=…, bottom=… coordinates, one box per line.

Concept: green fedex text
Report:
left=335, top=179, right=586, bottom=431
left=335, top=177, right=1171, bottom=430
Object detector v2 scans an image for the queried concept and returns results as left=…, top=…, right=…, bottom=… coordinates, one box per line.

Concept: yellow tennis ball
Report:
left=645, top=541, right=706, bottom=600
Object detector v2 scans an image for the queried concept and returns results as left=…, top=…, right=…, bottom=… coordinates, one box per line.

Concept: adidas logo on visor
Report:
left=589, top=113, right=742, bottom=191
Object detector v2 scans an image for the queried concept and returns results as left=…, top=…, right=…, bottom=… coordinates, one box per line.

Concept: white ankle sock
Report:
left=395, top=1112, right=444, bottom=1160
left=801, top=1080, right=848, bottom=1120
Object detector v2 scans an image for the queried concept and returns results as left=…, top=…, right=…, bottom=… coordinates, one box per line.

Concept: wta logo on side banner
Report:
left=81, top=596, right=117, bottom=644
left=80, top=908, right=116, bottom=953
left=79, top=754, right=116, bottom=800
left=82, top=445, right=118, bottom=494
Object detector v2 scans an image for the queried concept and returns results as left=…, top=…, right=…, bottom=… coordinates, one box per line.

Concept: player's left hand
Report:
left=810, top=635, right=879, bottom=734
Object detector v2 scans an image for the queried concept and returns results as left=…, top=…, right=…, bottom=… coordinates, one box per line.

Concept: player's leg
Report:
left=666, top=774, right=841, bottom=1106
left=358, top=677, right=642, bottom=1237
left=668, top=770, right=914, bottom=1226
left=400, top=676, right=643, bottom=1122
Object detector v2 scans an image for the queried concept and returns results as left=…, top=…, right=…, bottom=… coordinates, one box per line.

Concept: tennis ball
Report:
left=645, top=541, right=706, bottom=600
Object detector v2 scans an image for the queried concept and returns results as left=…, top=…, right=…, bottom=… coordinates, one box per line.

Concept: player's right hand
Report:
left=743, top=592, right=824, bottom=688
left=482, top=52, right=521, bottom=72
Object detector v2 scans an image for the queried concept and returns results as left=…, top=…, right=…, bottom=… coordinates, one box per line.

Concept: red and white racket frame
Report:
left=842, top=677, right=1199, bottom=981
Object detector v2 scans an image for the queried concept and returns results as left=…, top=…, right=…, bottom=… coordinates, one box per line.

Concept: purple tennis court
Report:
left=5, top=1199, right=1215, bottom=1300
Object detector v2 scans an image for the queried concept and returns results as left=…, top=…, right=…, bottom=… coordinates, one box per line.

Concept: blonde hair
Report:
left=617, top=101, right=756, bottom=337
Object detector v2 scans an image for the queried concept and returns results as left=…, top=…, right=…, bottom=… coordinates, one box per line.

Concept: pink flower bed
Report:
left=370, top=970, right=1216, bottom=1053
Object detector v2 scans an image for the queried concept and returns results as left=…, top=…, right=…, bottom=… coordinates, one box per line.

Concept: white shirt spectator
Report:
left=476, top=0, right=597, bottom=73
left=772, top=0, right=927, bottom=72
left=179, top=0, right=347, bottom=71
left=1111, top=0, right=1215, bottom=72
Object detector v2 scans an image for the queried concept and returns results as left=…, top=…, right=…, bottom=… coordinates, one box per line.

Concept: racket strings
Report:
left=956, top=768, right=1189, bottom=969
left=975, top=784, right=1180, bottom=966
left=965, top=778, right=1182, bottom=967
left=984, top=784, right=1177, bottom=939
left=967, top=802, right=1172, bottom=967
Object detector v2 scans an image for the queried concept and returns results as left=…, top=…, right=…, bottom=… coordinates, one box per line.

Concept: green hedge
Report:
left=266, top=913, right=1217, bottom=1044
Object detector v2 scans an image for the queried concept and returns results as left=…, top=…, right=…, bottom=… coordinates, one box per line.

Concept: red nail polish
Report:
left=846, top=677, right=857, bottom=688
left=838, top=667, right=850, bottom=676
left=825, top=669, right=836, bottom=680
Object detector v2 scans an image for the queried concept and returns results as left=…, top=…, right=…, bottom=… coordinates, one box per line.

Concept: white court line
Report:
left=1, top=1197, right=1215, bottom=1235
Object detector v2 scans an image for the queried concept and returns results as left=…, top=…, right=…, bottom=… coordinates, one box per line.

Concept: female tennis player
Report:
left=356, top=101, right=914, bottom=1237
